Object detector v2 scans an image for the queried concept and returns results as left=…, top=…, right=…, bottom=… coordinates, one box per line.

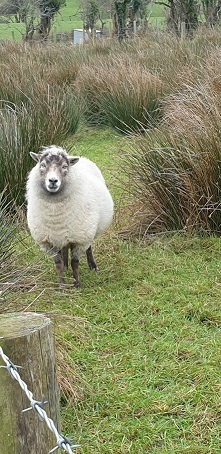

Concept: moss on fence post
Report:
left=0, top=312, right=60, bottom=454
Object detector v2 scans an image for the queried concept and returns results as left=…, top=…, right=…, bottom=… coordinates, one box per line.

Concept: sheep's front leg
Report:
left=71, top=256, right=80, bottom=288
left=61, top=246, right=69, bottom=269
left=40, top=242, right=65, bottom=286
left=53, top=252, right=65, bottom=285
left=86, top=246, right=98, bottom=271
left=70, top=244, right=84, bottom=287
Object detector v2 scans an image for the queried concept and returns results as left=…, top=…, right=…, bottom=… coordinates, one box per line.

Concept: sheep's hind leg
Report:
left=86, top=246, right=98, bottom=271
left=53, top=252, right=65, bottom=286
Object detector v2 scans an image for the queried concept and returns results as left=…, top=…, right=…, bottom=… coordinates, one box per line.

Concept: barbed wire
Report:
left=0, top=346, right=80, bottom=454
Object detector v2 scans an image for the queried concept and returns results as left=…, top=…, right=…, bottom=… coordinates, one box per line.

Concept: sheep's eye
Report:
left=40, top=162, right=46, bottom=169
left=62, top=164, right=68, bottom=170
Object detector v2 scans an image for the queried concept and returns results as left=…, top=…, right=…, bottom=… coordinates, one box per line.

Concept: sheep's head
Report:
left=30, top=146, right=79, bottom=194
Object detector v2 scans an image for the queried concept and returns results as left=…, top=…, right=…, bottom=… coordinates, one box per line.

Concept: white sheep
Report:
left=26, top=145, right=114, bottom=287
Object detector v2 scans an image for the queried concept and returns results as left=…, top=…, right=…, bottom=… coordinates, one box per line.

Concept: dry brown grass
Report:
left=77, top=54, right=163, bottom=130
left=122, top=45, right=221, bottom=236
left=53, top=314, right=89, bottom=404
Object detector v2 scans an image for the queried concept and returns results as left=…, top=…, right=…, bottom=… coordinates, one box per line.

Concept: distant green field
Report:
left=0, top=0, right=165, bottom=41
left=52, top=0, right=84, bottom=35
left=0, top=21, right=24, bottom=41
left=0, top=0, right=82, bottom=41
left=147, top=1, right=165, bottom=27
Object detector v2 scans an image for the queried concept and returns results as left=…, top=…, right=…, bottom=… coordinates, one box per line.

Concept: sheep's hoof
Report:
left=89, top=264, right=99, bottom=272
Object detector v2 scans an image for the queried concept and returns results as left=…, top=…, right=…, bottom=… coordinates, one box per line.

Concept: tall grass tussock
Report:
left=122, top=39, right=221, bottom=236
left=77, top=55, right=163, bottom=131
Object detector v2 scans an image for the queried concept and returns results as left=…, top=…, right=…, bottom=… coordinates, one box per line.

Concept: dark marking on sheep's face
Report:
left=40, top=159, right=67, bottom=193
left=30, top=147, right=79, bottom=195
left=39, top=153, right=69, bottom=193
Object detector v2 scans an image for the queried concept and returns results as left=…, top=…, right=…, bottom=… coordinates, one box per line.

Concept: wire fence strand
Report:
left=0, top=346, right=80, bottom=453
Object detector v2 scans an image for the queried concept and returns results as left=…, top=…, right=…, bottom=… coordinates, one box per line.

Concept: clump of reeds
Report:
left=0, top=190, right=17, bottom=267
left=1, top=29, right=221, bottom=209
left=77, top=54, right=163, bottom=132
left=0, top=191, right=27, bottom=308
left=123, top=48, right=221, bottom=236
left=0, top=42, right=83, bottom=205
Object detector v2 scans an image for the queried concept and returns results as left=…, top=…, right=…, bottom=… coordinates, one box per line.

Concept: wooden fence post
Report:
left=0, top=312, right=60, bottom=454
left=181, top=21, right=186, bottom=40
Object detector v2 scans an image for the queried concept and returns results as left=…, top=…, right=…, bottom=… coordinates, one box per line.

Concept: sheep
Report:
left=26, top=145, right=114, bottom=287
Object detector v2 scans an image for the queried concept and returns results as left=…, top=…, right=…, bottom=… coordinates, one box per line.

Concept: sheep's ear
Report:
left=30, top=152, right=40, bottom=162
left=69, top=156, right=79, bottom=166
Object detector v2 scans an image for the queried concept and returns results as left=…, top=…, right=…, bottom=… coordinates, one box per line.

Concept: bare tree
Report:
left=38, top=0, right=66, bottom=40
left=112, top=0, right=131, bottom=40
left=127, top=0, right=151, bottom=34
left=0, top=0, right=65, bottom=41
left=80, top=0, right=112, bottom=38
left=80, top=0, right=100, bottom=38
left=178, top=0, right=199, bottom=36
left=156, top=0, right=199, bottom=36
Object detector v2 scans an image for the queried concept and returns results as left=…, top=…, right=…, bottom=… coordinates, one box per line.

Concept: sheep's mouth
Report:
left=47, top=186, right=60, bottom=193
left=46, top=183, right=60, bottom=193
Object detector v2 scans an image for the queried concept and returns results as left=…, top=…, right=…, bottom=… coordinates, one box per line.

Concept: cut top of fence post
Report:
left=0, top=312, right=51, bottom=339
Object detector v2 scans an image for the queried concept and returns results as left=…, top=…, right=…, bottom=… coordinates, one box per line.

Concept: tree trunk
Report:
left=128, top=0, right=141, bottom=34
left=23, top=17, right=35, bottom=42
left=114, top=0, right=131, bottom=41
left=167, top=0, right=180, bottom=35
left=39, top=16, right=51, bottom=41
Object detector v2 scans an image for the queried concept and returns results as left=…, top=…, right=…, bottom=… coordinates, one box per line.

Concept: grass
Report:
left=77, top=55, right=163, bottom=130
left=2, top=128, right=221, bottom=453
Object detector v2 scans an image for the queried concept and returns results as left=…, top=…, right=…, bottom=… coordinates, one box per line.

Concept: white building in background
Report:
left=71, top=29, right=101, bottom=44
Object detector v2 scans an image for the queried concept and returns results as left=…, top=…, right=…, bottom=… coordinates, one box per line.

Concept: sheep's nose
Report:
left=49, top=177, right=58, bottom=186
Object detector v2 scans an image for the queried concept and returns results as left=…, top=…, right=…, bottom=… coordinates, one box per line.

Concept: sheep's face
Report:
left=30, top=147, right=79, bottom=194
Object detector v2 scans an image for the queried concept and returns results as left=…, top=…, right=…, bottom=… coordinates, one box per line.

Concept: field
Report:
left=0, top=28, right=221, bottom=453
left=0, top=0, right=165, bottom=41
